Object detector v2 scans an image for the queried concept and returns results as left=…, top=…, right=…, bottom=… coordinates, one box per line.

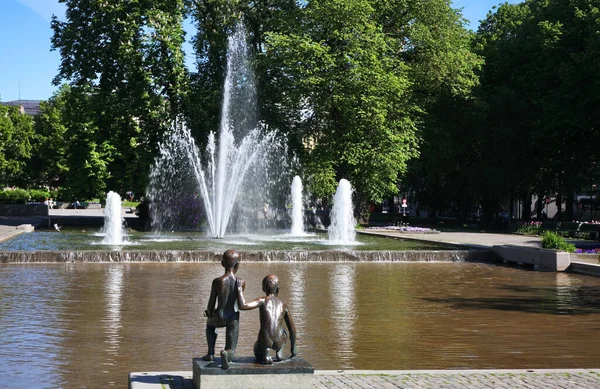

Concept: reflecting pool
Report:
left=1, top=262, right=599, bottom=388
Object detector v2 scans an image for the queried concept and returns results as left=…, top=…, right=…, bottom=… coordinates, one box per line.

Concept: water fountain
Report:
left=148, top=23, right=289, bottom=238
left=101, top=191, right=126, bottom=245
left=290, top=176, right=304, bottom=236
left=328, top=179, right=356, bottom=243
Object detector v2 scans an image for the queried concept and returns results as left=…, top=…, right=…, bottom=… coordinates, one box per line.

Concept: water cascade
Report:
left=290, top=176, right=304, bottom=236
left=328, top=179, right=356, bottom=243
left=101, top=191, right=126, bottom=245
left=148, top=24, right=289, bottom=238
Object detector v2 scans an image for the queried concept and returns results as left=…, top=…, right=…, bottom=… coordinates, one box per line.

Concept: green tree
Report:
left=51, top=0, right=188, bottom=199
left=397, top=0, right=485, bottom=218
left=20, top=85, right=70, bottom=189
left=190, top=0, right=481, bottom=217
left=0, top=104, right=34, bottom=186
left=470, top=0, right=600, bottom=221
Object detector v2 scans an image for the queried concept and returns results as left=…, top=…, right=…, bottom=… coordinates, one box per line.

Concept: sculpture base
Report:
left=192, top=356, right=314, bottom=389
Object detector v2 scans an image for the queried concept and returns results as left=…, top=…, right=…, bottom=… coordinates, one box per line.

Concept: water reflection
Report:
left=329, top=264, right=356, bottom=368
left=288, top=266, right=306, bottom=339
left=105, top=265, right=124, bottom=358
left=1, top=263, right=600, bottom=388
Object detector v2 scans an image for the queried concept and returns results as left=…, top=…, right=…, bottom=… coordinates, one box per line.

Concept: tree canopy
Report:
left=0, top=104, right=34, bottom=187
left=3, top=0, right=596, bottom=225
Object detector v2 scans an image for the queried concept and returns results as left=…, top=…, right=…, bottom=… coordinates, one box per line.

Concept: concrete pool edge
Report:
left=129, top=368, right=600, bottom=389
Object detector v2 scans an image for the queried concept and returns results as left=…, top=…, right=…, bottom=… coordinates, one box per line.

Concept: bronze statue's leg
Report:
left=220, top=349, right=232, bottom=370
left=264, top=353, right=273, bottom=364
left=254, top=341, right=273, bottom=364
left=272, top=329, right=287, bottom=358
left=275, top=348, right=285, bottom=362
left=224, top=319, right=239, bottom=354
left=202, top=325, right=217, bottom=361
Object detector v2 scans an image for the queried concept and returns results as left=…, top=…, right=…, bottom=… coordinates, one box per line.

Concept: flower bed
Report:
left=575, top=248, right=600, bottom=254
left=367, top=225, right=439, bottom=233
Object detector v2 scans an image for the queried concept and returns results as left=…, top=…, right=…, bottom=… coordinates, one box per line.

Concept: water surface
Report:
left=0, top=229, right=451, bottom=251
left=1, top=262, right=599, bottom=388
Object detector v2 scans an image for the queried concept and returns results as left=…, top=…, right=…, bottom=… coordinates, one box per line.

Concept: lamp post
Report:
left=592, top=184, right=597, bottom=221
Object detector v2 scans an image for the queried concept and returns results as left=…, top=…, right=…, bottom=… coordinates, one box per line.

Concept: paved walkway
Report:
left=360, top=228, right=542, bottom=249
left=131, top=369, right=600, bottom=388
left=313, top=369, right=600, bottom=388
left=0, top=224, right=31, bottom=243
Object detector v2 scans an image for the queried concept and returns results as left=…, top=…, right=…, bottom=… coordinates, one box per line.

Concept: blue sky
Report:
left=0, top=0, right=520, bottom=102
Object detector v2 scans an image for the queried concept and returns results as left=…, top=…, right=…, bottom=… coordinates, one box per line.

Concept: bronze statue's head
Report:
left=262, top=274, right=279, bottom=296
left=221, top=249, right=240, bottom=272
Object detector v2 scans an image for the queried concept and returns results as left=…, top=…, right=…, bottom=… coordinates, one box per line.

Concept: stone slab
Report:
left=130, top=368, right=600, bottom=389
left=15, top=224, right=35, bottom=232
left=129, top=371, right=194, bottom=389
left=193, top=356, right=314, bottom=389
left=570, top=261, right=600, bottom=277
left=492, top=244, right=571, bottom=271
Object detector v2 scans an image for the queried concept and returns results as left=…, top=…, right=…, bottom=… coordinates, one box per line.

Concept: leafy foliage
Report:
left=0, top=105, right=34, bottom=186
left=0, top=189, right=31, bottom=204
left=51, top=0, right=189, bottom=199
left=541, top=231, right=576, bottom=253
left=189, top=0, right=480, bottom=217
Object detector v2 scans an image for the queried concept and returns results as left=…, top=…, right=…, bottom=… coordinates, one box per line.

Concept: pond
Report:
left=1, top=262, right=599, bottom=388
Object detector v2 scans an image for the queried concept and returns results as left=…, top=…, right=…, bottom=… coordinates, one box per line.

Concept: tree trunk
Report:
left=556, top=195, right=562, bottom=220
left=536, top=196, right=544, bottom=219
left=522, top=191, right=532, bottom=221
left=566, top=192, right=575, bottom=220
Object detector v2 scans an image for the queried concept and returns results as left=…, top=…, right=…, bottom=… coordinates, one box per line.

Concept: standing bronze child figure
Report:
left=202, top=249, right=245, bottom=369
left=237, top=274, right=298, bottom=364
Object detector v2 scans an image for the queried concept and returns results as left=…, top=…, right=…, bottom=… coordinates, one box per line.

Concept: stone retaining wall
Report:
left=0, top=249, right=494, bottom=263
left=0, top=204, right=48, bottom=217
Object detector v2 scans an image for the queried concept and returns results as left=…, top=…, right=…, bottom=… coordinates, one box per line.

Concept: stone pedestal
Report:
left=192, top=356, right=314, bottom=389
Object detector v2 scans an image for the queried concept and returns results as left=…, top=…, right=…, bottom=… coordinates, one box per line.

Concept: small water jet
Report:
left=328, top=179, right=356, bottom=243
left=101, top=191, right=126, bottom=245
left=290, top=176, right=304, bottom=236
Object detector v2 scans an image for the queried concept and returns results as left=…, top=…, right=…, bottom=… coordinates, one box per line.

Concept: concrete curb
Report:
left=129, top=369, right=600, bottom=389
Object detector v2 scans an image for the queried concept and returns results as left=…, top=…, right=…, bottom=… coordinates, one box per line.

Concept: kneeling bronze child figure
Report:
left=202, top=249, right=245, bottom=369
left=237, top=274, right=297, bottom=364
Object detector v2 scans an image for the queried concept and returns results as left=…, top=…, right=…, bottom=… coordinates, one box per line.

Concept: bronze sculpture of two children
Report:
left=202, top=249, right=297, bottom=369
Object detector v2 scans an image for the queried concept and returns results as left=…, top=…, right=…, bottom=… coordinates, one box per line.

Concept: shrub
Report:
left=0, top=189, right=31, bottom=204
left=541, top=231, right=576, bottom=253
left=28, top=189, right=51, bottom=202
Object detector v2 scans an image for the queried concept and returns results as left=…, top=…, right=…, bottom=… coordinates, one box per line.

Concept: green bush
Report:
left=28, top=189, right=51, bottom=202
left=0, top=189, right=31, bottom=204
left=541, top=231, right=576, bottom=253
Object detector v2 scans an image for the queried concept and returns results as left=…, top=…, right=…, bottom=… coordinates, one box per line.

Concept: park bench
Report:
left=578, top=223, right=600, bottom=240
left=556, top=221, right=582, bottom=238
left=539, top=221, right=559, bottom=231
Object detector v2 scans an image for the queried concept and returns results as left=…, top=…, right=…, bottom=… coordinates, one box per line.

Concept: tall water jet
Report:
left=328, top=179, right=356, bottom=243
left=290, top=176, right=304, bottom=235
left=148, top=23, right=291, bottom=237
left=101, top=191, right=126, bottom=245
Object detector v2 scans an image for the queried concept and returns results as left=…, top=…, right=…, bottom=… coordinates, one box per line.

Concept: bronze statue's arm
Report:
left=284, top=305, right=298, bottom=357
left=236, top=279, right=263, bottom=310
left=205, top=279, right=218, bottom=317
